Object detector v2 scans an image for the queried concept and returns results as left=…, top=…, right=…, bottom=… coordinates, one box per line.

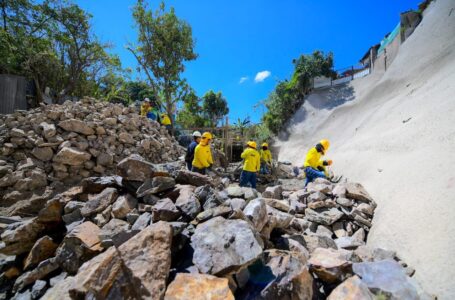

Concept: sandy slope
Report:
left=275, top=0, right=455, bottom=298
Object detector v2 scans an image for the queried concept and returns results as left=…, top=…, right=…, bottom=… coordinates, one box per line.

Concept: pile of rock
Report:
left=0, top=154, right=432, bottom=299
left=0, top=97, right=184, bottom=209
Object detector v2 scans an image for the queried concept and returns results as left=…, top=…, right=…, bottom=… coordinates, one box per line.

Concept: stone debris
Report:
left=0, top=100, right=432, bottom=299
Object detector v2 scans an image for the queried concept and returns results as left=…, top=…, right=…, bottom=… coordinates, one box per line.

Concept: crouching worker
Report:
left=240, top=141, right=260, bottom=189
left=260, top=143, right=272, bottom=174
left=191, top=132, right=213, bottom=175
left=303, top=139, right=332, bottom=186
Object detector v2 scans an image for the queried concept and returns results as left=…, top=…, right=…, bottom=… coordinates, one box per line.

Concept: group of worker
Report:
left=140, top=98, right=172, bottom=133
left=184, top=131, right=333, bottom=189
left=184, top=131, right=273, bottom=189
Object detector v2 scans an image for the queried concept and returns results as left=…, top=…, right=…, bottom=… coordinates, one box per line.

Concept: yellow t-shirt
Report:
left=241, top=147, right=260, bottom=172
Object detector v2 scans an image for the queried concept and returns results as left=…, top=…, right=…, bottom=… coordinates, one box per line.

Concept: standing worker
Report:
left=161, top=113, right=172, bottom=134
left=140, top=98, right=152, bottom=117
left=239, top=141, right=260, bottom=189
left=260, top=142, right=272, bottom=174
left=192, top=132, right=213, bottom=175
left=303, top=139, right=332, bottom=186
left=185, top=131, right=202, bottom=170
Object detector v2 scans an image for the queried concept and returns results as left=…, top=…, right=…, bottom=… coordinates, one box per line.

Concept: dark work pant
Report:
left=191, top=166, right=206, bottom=175
left=240, top=170, right=257, bottom=189
left=304, top=167, right=326, bottom=186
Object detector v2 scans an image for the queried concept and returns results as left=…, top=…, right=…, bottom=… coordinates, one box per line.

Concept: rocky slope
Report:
left=0, top=153, right=432, bottom=299
left=0, top=97, right=183, bottom=216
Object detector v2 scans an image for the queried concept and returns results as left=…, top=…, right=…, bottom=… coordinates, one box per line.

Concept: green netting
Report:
left=377, top=22, right=401, bottom=54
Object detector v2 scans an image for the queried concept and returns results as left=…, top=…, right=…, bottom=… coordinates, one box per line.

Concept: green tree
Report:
left=202, top=90, right=229, bottom=127
left=129, top=1, right=197, bottom=131
left=262, top=50, right=335, bottom=134
left=176, top=89, right=205, bottom=128
left=0, top=0, right=120, bottom=104
left=234, top=117, right=251, bottom=136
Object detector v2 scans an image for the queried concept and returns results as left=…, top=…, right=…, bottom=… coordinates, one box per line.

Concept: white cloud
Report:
left=254, top=70, right=271, bottom=83
left=239, top=76, right=248, bottom=84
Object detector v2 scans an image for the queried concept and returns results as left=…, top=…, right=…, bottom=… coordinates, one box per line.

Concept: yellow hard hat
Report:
left=247, top=141, right=257, bottom=149
left=202, top=132, right=213, bottom=139
left=320, top=139, right=330, bottom=151
left=262, top=143, right=268, bottom=148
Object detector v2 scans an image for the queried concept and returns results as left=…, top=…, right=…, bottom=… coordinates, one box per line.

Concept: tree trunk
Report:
left=33, top=76, right=44, bottom=105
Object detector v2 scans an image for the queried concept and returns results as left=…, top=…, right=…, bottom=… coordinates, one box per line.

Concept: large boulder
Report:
left=53, top=147, right=91, bottom=166
left=152, top=198, right=181, bottom=222
left=191, top=217, right=263, bottom=275
left=0, top=218, right=45, bottom=255
left=81, top=176, right=123, bottom=194
left=116, top=154, right=156, bottom=182
left=352, top=260, right=419, bottom=299
left=118, top=221, right=172, bottom=299
left=164, top=273, right=234, bottom=300
left=58, top=119, right=95, bottom=135
left=243, top=198, right=268, bottom=231
left=23, top=236, right=58, bottom=270
left=55, top=221, right=102, bottom=274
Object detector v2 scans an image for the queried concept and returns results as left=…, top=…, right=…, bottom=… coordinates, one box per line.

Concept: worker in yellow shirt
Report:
left=192, top=132, right=213, bottom=175
left=140, top=98, right=152, bottom=116
left=239, top=141, right=260, bottom=189
left=260, top=142, right=272, bottom=174
left=161, top=113, right=172, bottom=134
left=303, top=139, right=332, bottom=186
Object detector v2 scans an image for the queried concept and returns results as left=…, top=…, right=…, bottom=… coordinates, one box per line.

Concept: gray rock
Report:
left=327, top=275, right=374, bottom=300
left=80, top=187, right=118, bottom=217
left=53, top=147, right=91, bottom=166
left=0, top=218, right=45, bottom=255
left=353, top=260, right=419, bottom=299
left=191, top=217, right=263, bottom=275
left=138, top=176, right=175, bottom=195
left=49, top=272, right=67, bottom=287
left=175, top=170, right=214, bottom=187
left=99, top=218, right=130, bottom=247
left=58, top=119, right=95, bottom=135
left=335, top=236, right=365, bottom=249
left=81, top=176, right=122, bottom=193
left=303, top=234, right=338, bottom=253
left=307, top=191, right=327, bottom=202
left=332, top=222, right=347, bottom=238
left=224, top=198, right=246, bottom=210
left=203, top=190, right=225, bottom=211
left=14, top=258, right=59, bottom=292
left=195, top=206, right=232, bottom=223
left=175, top=189, right=201, bottom=220
left=316, top=225, right=333, bottom=238
left=31, top=280, right=47, bottom=299
left=39, top=122, right=56, bottom=139
left=345, top=182, right=374, bottom=203
left=117, top=154, right=156, bottom=182
left=336, top=197, right=353, bottom=207
left=31, top=147, right=53, bottom=161
left=242, top=187, right=258, bottom=201
left=131, top=212, right=151, bottom=231
left=249, top=249, right=313, bottom=299
left=262, top=185, right=283, bottom=199
left=308, top=247, right=352, bottom=283
left=305, top=207, right=343, bottom=226
left=111, top=194, right=137, bottom=219
left=226, top=186, right=244, bottom=198
left=152, top=198, right=181, bottom=222
left=243, top=198, right=268, bottom=231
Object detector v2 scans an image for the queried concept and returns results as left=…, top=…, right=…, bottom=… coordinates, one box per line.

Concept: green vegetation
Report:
left=0, top=0, right=121, bottom=103
left=262, top=50, right=335, bottom=134
left=176, top=89, right=229, bottom=128
left=129, top=1, right=197, bottom=130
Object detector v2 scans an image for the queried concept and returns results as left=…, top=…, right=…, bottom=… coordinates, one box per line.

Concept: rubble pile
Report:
left=0, top=98, right=184, bottom=213
left=0, top=153, right=432, bottom=299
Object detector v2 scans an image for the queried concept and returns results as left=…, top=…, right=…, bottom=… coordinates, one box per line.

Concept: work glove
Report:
left=323, top=160, right=333, bottom=166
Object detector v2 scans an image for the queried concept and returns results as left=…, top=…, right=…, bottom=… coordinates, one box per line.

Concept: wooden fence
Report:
left=0, top=74, right=28, bottom=114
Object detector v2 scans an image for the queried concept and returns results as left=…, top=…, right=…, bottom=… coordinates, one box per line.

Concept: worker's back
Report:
left=241, top=148, right=260, bottom=172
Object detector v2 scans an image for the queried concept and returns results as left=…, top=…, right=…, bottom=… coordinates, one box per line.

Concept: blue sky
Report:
left=75, top=0, right=421, bottom=124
